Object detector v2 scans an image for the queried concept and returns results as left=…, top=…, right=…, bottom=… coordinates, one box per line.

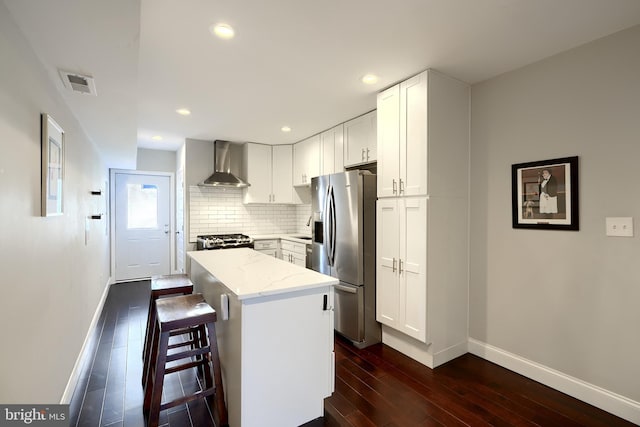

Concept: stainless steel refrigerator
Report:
left=311, top=170, right=381, bottom=348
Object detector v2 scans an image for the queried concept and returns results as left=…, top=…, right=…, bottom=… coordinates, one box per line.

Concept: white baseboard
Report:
left=60, top=278, right=111, bottom=404
left=381, top=326, right=468, bottom=369
left=468, top=338, right=640, bottom=425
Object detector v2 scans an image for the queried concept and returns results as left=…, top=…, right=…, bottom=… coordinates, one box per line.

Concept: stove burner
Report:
left=197, top=234, right=254, bottom=250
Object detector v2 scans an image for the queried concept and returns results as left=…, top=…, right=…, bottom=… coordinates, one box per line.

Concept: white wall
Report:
left=136, top=147, right=176, bottom=172
left=470, top=24, right=640, bottom=412
left=0, top=3, right=110, bottom=403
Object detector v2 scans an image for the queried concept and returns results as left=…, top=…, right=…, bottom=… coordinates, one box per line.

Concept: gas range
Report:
left=196, top=233, right=254, bottom=250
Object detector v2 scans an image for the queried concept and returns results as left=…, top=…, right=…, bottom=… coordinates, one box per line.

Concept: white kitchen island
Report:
left=188, top=248, right=337, bottom=427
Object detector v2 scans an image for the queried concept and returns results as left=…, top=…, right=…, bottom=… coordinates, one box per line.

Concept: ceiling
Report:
left=4, top=0, right=640, bottom=169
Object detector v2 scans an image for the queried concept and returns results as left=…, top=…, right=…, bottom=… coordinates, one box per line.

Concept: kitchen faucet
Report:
left=306, top=215, right=312, bottom=226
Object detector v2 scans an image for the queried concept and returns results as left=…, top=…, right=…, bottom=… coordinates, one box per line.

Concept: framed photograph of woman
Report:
left=511, top=156, right=579, bottom=230
left=41, top=113, right=65, bottom=217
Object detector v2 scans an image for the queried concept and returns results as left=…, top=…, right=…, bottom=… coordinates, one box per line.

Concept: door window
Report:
left=127, top=183, right=158, bottom=229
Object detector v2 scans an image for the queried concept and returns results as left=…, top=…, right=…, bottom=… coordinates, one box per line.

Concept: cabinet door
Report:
left=272, top=145, right=293, bottom=203
left=320, top=124, right=344, bottom=175
left=401, top=72, right=428, bottom=196
left=376, top=198, right=400, bottom=327
left=344, top=111, right=376, bottom=167
left=399, top=197, right=428, bottom=343
left=377, top=85, right=400, bottom=197
left=293, top=135, right=320, bottom=185
left=243, top=143, right=272, bottom=203
left=305, top=134, right=321, bottom=181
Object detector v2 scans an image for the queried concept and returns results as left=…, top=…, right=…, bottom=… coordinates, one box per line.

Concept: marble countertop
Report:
left=250, top=234, right=312, bottom=244
left=188, top=248, right=337, bottom=300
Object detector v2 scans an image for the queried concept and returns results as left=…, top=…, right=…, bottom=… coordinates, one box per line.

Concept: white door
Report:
left=400, top=197, right=428, bottom=342
left=176, top=167, right=185, bottom=273
left=272, top=144, right=293, bottom=203
left=401, top=71, right=428, bottom=197
left=377, top=85, right=400, bottom=197
left=376, top=198, right=400, bottom=327
left=114, top=172, right=172, bottom=281
left=244, top=143, right=272, bottom=203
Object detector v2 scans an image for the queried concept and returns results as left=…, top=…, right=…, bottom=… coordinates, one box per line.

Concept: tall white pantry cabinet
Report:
left=376, top=69, right=470, bottom=368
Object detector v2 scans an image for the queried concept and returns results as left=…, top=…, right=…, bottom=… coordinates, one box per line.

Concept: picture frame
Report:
left=511, top=156, right=579, bottom=230
left=41, top=113, right=65, bottom=216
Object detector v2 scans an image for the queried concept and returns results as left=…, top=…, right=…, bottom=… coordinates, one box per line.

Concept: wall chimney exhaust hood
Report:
left=199, top=140, right=250, bottom=188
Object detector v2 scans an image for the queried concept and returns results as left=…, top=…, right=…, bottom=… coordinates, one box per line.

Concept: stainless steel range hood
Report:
left=199, top=140, right=250, bottom=188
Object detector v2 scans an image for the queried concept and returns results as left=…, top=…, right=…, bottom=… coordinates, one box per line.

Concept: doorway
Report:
left=111, top=170, right=174, bottom=282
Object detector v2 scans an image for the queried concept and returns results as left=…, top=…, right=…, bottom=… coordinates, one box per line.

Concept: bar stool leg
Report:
left=147, top=330, right=170, bottom=427
left=141, top=298, right=156, bottom=387
left=206, top=321, right=228, bottom=427
left=143, top=317, right=160, bottom=413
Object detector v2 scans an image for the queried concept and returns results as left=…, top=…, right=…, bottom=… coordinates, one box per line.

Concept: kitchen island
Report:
left=188, top=248, right=337, bottom=427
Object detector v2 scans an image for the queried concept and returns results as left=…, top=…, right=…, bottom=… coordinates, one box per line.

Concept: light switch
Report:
left=605, top=217, right=633, bottom=237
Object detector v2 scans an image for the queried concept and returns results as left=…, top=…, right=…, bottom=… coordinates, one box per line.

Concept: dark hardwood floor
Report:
left=70, top=281, right=634, bottom=427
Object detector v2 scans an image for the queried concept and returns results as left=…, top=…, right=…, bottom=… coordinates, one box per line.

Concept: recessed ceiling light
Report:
left=361, top=74, right=379, bottom=85
left=151, top=135, right=163, bottom=141
left=281, top=126, right=291, bottom=133
left=210, top=23, right=235, bottom=40
left=176, top=108, right=191, bottom=116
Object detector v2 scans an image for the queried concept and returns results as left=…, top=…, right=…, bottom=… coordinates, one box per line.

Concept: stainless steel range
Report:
left=196, top=234, right=254, bottom=250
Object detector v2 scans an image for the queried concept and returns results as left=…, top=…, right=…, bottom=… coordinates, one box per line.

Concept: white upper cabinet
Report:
left=293, top=134, right=320, bottom=186
left=377, top=85, right=401, bottom=197
left=377, top=70, right=470, bottom=199
left=343, top=110, right=377, bottom=167
left=272, top=145, right=293, bottom=203
left=244, top=143, right=293, bottom=204
left=377, top=72, right=428, bottom=197
left=320, top=124, right=344, bottom=175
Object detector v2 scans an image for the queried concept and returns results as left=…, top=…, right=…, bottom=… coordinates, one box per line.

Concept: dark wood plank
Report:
left=71, top=281, right=635, bottom=427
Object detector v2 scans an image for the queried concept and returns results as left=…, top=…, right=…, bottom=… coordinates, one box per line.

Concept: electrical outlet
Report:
left=605, top=217, right=633, bottom=237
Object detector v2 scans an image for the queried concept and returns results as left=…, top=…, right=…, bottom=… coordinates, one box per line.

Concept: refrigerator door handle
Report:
left=329, top=185, right=337, bottom=266
left=323, top=184, right=332, bottom=265
left=334, top=284, right=358, bottom=294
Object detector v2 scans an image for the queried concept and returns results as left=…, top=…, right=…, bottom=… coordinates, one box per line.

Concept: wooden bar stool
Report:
left=142, top=274, right=193, bottom=388
left=143, top=293, right=227, bottom=427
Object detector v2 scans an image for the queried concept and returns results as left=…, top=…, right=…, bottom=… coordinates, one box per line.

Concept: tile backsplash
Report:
left=189, top=186, right=311, bottom=242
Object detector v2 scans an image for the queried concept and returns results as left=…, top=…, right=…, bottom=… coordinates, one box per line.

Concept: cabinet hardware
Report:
left=366, top=147, right=370, bottom=160
left=361, top=148, right=365, bottom=161
left=272, top=194, right=275, bottom=202
left=399, top=259, right=403, bottom=274
left=392, top=179, right=397, bottom=194
left=392, top=258, right=397, bottom=272
left=399, top=179, right=405, bottom=194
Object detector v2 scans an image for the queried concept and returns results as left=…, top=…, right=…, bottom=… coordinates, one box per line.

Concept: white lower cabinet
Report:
left=376, top=197, right=428, bottom=343
left=254, top=239, right=280, bottom=258
left=281, top=239, right=306, bottom=267
left=190, top=261, right=334, bottom=427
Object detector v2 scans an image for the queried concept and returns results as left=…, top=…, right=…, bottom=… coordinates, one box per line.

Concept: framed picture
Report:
left=41, top=113, right=65, bottom=216
left=511, top=156, right=579, bottom=230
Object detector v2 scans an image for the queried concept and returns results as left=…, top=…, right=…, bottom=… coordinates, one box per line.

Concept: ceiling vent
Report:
left=59, top=70, right=97, bottom=95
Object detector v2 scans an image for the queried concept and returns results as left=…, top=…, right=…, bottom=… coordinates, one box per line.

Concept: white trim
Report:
left=382, top=326, right=434, bottom=368
left=432, top=340, right=468, bottom=368
left=110, top=169, right=176, bottom=281
left=382, top=326, right=469, bottom=369
left=60, top=278, right=111, bottom=404
left=468, top=338, right=640, bottom=425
